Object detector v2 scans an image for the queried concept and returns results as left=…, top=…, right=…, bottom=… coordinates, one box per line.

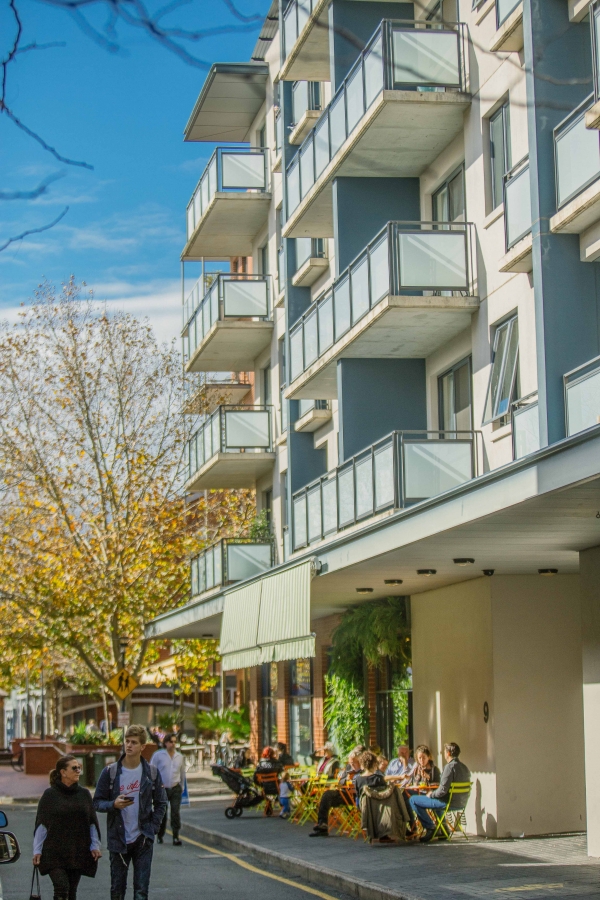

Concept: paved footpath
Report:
left=179, top=799, right=600, bottom=900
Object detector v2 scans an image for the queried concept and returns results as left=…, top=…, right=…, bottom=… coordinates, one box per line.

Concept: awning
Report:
left=184, top=63, right=269, bottom=143
left=144, top=593, right=224, bottom=640
left=220, top=559, right=315, bottom=671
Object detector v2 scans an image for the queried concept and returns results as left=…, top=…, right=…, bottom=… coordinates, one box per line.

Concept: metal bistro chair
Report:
left=254, top=771, right=280, bottom=816
left=428, top=782, right=472, bottom=841
left=330, top=785, right=366, bottom=841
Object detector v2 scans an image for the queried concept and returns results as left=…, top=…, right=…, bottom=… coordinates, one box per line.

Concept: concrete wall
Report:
left=577, top=547, right=600, bottom=855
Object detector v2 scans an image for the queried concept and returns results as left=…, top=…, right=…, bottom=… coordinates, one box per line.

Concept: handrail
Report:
left=191, top=538, right=274, bottom=596
left=182, top=273, right=271, bottom=337
left=188, top=405, right=273, bottom=480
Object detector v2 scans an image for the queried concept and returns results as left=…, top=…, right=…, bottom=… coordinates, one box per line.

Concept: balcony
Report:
left=587, top=2, right=600, bottom=128
left=292, top=237, right=328, bottom=287
left=183, top=274, right=273, bottom=373
left=191, top=539, right=273, bottom=598
left=286, top=221, right=478, bottom=400
left=183, top=147, right=271, bottom=260
left=512, top=394, right=540, bottom=460
left=284, top=20, right=470, bottom=238
left=290, top=82, right=323, bottom=145
left=499, top=158, right=533, bottom=273
left=280, top=0, right=330, bottom=82
left=565, top=356, right=600, bottom=437
left=294, top=399, right=332, bottom=432
left=186, top=405, right=275, bottom=491
left=489, top=0, right=523, bottom=53
left=550, top=98, right=600, bottom=262
left=292, top=429, right=478, bottom=551
left=182, top=373, right=251, bottom=415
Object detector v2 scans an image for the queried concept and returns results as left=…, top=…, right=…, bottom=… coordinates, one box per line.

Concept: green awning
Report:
left=220, top=560, right=315, bottom=671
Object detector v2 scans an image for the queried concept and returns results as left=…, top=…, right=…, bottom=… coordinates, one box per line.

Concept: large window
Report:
left=490, top=101, right=511, bottom=210
left=439, top=357, right=472, bottom=432
left=432, top=166, right=465, bottom=223
left=289, top=658, right=313, bottom=765
left=261, top=662, right=278, bottom=749
left=483, top=315, right=520, bottom=424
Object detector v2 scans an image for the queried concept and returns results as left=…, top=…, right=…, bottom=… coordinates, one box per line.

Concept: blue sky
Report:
left=0, top=0, right=270, bottom=341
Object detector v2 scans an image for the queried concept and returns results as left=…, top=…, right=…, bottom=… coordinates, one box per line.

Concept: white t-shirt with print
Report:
left=119, top=763, right=143, bottom=844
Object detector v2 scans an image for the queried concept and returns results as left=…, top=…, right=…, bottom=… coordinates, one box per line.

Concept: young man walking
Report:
left=93, top=724, right=167, bottom=900
left=152, top=733, right=185, bottom=846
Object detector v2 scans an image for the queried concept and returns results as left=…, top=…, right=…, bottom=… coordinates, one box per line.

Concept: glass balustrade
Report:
left=286, top=19, right=466, bottom=216
left=190, top=539, right=273, bottom=596
left=280, top=386, right=289, bottom=433
left=188, top=405, right=272, bottom=480
left=554, top=98, right=600, bottom=209
left=275, top=110, right=283, bottom=159
left=292, top=81, right=322, bottom=126
left=292, top=430, right=477, bottom=550
left=283, top=0, right=315, bottom=60
left=184, top=275, right=270, bottom=361
left=512, top=398, right=540, bottom=460
left=278, top=246, right=286, bottom=293
left=288, top=221, right=474, bottom=384
left=594, top=2, right=600, bottom=102
left=295, top=237, right=326, bottom=271
left=496, top=0, right=521, bottom=27
left=565, top=357, right=600, bottom=436
left=186, top=147, right=269, bottom=240
left=503, top=159, right=532, bottom=250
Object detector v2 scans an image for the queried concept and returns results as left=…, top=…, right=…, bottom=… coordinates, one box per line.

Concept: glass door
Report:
left=289, top=658, right=313, bottom=764
left=438, top=357, right=472, bottom=433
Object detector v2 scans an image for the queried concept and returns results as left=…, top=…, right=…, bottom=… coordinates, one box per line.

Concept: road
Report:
left=0, top=807, right=351, bottom=900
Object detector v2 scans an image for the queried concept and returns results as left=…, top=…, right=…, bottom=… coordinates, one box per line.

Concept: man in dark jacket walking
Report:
left=93, top=725, right=167, bottom=900
left=409, top=742, right=470, bottom=842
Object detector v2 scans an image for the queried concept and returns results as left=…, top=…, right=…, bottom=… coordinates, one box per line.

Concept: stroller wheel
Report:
left=225, top=807, right=236, bottom=819
left=234, top=807, right=243, bottom=817
left=265, top=802, right=273, bottom=817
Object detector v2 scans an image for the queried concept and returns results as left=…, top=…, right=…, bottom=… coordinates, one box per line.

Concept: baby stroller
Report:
left=211, top=764, right=266, bottom=818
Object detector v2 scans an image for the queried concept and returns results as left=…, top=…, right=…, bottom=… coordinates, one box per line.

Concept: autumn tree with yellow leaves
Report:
left=0, top=280, right=255, bottom=708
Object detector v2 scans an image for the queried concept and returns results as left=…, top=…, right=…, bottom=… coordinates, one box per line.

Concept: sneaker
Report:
left=419, top=830, right=435, bottom=843
left=157, top=837, right=163, bottom=844
left=309, top=825, right=328, bottom=837
left=173, top=839, right=182, bottom=846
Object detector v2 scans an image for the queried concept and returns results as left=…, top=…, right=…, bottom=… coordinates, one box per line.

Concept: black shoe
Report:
left=157, top=837, right=164, bottom=844
left=419, top=830, right=435, bottom=843
left=309, top=825, right=328, bottom=837
left=173, top=839, right=182, bottom=846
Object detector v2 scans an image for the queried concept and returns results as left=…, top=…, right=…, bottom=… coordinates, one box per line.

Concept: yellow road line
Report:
left=169, top=831, right=341, bottom=900
left=494, top=886, right=564, bottom=894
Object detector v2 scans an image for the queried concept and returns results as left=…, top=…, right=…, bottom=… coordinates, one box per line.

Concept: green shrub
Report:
left=323, top=673, right=368, bottom=758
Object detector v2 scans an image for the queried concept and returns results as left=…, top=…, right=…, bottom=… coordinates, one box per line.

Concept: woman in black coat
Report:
left=33, top=755, right=102, bottom=900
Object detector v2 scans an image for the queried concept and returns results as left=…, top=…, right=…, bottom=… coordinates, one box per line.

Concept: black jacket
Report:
left=93, top=756, right=166, bottom=852
left=35, top=782, right=100, bottom=877
left=431, top=758, right=471, bottom=808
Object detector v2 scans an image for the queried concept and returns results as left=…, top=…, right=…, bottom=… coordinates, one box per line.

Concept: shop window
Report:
left=289, top=658, right=313, bottom=765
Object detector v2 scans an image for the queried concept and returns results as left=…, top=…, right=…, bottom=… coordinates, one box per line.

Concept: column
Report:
left=580, top=546, right=600, bottom=856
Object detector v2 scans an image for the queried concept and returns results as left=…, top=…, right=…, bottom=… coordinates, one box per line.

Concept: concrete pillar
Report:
left=277, top=662, right=290, bottom=748
left=248, top=667, right=260, bottom=763
left=580, top=546, right=600, bottom=856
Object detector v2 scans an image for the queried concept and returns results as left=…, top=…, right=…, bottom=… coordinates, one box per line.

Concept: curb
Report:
left=180, top=821, right=422, bottom=900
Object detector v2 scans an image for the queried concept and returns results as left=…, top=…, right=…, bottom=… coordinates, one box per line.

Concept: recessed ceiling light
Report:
left=482, top=570, right=495, bottom=577
left=356, top=587, right=374, bottom=594
left=538, top=569, right=558, bottom=576
left=417, top=569, right=436, bottom=576
left=454, top=558, right=475, bottom=566
left=384, top=579, right=403, bottom=585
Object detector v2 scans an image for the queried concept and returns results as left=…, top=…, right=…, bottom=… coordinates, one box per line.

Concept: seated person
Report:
left=316, top=742, right=340, bottom=777
left=276, top=742, right=295, bottom=767
left=233, top=747, right=253, bottom=768
left=385, top=744, right=415, bottom=780
left=308, top=746, right=364, bottom=837
left=377, top=755, right=389, bottom=774
left=409, top=745, right=440, bottom=787
left=409, top=742, right=470, bottom=842
left=254, top=747, right=283, bottom=795
left=353, top=751, right=386, bottom=805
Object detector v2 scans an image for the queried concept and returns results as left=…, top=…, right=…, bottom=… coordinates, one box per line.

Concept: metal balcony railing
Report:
left=186, top=147, right=269, bottom=240
left=511, top=393, right=540, bottom=460
left=183, top=274, right=271, bottom=360
left=289, top=220, right=475, bottom=384
left=191, top=538, right=273, bottom=596
left=503, top=158, right=532, bottom=250
left=295, top=238, right=327, bottom=272
left=286, top=19, right=467, bottom=216
left=593, top=1, right=600, bottom=102
left=282, top=0, right=315, bottom=60
left=554, top=96, right=600, bottom=210
left=183, top=371, right=251, bottom=400
left=188, top=405, right=273, bottom=481
left=291, top=81, right=322, bottom=126
left=564, top=356, right=600, bottom=437
left=298, top=399, right=329, bottom=418
left=182, top=271, right=226, bottom=332
left=292, top=429, right=479, bottom=551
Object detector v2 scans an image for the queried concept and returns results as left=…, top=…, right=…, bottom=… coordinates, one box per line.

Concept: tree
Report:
left=0, top=279, right=254, bottom=704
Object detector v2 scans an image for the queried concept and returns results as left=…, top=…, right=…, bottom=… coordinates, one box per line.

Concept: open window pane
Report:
left=483, top=318, right=519, bottom=423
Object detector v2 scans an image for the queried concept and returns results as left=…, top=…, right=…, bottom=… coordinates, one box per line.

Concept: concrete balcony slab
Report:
left=489, top=2, right=523, bottom=52
left=185, top=452, right=276, bottom=492
left=185, top=319, right=274, bottom=373
left=182, top=192, right=272, bottom=260
left=291, top=256, right=329, bottom=287
left=279, top=0, right=330, bottom=83
left=499, top=232, right=533, bottom=273
left=294, top=406, right=332, bottom=433
left=550, top=176, right=600, bottom=236
left=289, top=110, right=321, bottom=145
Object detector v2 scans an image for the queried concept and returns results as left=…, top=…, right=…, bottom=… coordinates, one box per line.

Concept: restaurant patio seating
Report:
left=428, top=782, right=471, bottom=841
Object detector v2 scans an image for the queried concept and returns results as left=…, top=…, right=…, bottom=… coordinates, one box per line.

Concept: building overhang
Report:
left=286, top=293, right=479, bottom=400
left=278, top=0, right=330, bottom=83
left=182, top=192, right=272, bottom=260
left=283, top=90, right=470, bottom=239
left=185, top=452, right=276, bottom=492
left=182, top=382, right=251, bottom=416
left=184, top=63, right=269, bottom=143
left=185, top=320, right=274, bottom=373
left=145, top=593, right=224, bottom=640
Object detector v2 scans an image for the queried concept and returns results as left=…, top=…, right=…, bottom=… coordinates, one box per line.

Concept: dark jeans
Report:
left=157, top=783, right=182, bottom=840
left=317, top=790, right=345, bottom=827
left=110, top=835, right=153, bottom=900
left=409, top=794, right=447, bottom=831
left=48, top=868, right=81, bottom=900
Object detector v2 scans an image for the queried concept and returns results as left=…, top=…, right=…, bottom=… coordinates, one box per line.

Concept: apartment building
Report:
left=147, top=0, right=600, bottom=850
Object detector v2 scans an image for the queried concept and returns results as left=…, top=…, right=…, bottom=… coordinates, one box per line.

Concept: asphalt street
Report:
left=0, top=807, right=352, bottom=900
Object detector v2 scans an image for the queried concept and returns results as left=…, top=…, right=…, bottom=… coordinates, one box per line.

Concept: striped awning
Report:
left=220, top=559, right=315, bottom=671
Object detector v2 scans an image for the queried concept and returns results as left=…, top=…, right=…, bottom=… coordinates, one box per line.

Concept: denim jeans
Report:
left=409, top=794, right=447, bottom=831
left=157, top=784, right=182, bottom=840
left=110, top=835, right=153, bottom=900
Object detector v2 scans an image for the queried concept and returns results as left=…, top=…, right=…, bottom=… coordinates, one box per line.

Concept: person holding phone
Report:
left=93, top=725, right=166, bottom=900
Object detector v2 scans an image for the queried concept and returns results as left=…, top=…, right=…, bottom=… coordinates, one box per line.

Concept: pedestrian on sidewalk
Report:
left=93, top=724, right=166, bottom=900
left=33, top=754, right=102, bottom=900
left=278, top=771, right=293, bottom=818
left=153, top=733, right=185, bottom=846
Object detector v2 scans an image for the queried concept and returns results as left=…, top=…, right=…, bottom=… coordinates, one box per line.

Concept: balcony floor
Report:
left=278, top=0, right=330, bottom=83
left=185, top=319, right=274, bottom=372
left=286, top=293, right=479, bottom=400
left=283, top=90, right=471, bottom=238
left=182, top=192, right=272, bottom=260
left=185, top=452, right=276, bottom=491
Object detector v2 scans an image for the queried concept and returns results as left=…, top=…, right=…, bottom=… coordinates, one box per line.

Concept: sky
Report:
left=0, top=0, right=271, bottom=342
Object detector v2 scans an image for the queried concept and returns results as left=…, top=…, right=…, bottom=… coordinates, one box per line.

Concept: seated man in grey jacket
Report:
left=409, top=742, right=470, bottom=842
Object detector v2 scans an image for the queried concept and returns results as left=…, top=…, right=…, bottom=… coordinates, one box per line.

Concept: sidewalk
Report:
left=0, top=767, right=49, bottom=803
left=180, top=799, right=600, bottom=900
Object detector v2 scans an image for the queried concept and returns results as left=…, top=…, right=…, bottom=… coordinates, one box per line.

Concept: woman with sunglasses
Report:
left=33, top=754, right=102, bottom=900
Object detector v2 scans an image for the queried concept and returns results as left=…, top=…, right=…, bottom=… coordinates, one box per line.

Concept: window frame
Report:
left=438, top=355, right=473, bottom=432
left=432, top=164, right=466, bottom=223
left=482, top=314, right=520, bottom=425
left=489, top=100, right=511, bottom=211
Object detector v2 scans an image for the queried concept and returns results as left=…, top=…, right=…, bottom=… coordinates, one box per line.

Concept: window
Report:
left=439, top=357, right=472, bottom=432
left=289, top=659, right=313, bottom=765
left=263, top=489, right=273, bottom=526
left=261, top=663, right=278, bottom=749
left=263, top=363, right=272, bottom=406
left=258, top=123, right=267, bottom=149
left=281, top=472, right=288, bottom=527
left=260, top=244, right=269, bottom=275
left=483, top=315, right=520, bottom=424
left=489, top=101, right=511, bottom=210
left=432, top=166, right=465, bottom=223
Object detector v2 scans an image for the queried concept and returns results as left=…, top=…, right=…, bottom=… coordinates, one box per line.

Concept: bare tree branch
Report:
left=0, top=172, right=64, bottom=202
left=0, top=206, right=68, bottom=253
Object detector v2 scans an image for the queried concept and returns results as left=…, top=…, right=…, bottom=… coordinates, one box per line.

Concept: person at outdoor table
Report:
left=385, top=745, right=415, bottom=779
left=409, top=745, right=440, bottom=787
left=254, top=747, right=282, bottom=796
left=316, top=742, right=340, bottom=777
left=276, top=742, right=295, bottom=767
left=353, top=751, right=386, bottom=804
left=409, top=742, right=470, bottom=843
left=308, top=747, right=364, bottom=837
left=377, top=756, right=388, bottom=774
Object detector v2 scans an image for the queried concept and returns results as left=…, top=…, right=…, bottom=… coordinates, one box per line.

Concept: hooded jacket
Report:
left=93, top=756, right=167, bottom=852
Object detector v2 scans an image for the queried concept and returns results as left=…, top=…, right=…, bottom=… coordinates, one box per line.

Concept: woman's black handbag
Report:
left=29, top=866, right=41, bottom=900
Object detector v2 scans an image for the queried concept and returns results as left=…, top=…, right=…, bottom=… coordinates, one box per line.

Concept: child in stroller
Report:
left=211, top=764, right=276, bottom=818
